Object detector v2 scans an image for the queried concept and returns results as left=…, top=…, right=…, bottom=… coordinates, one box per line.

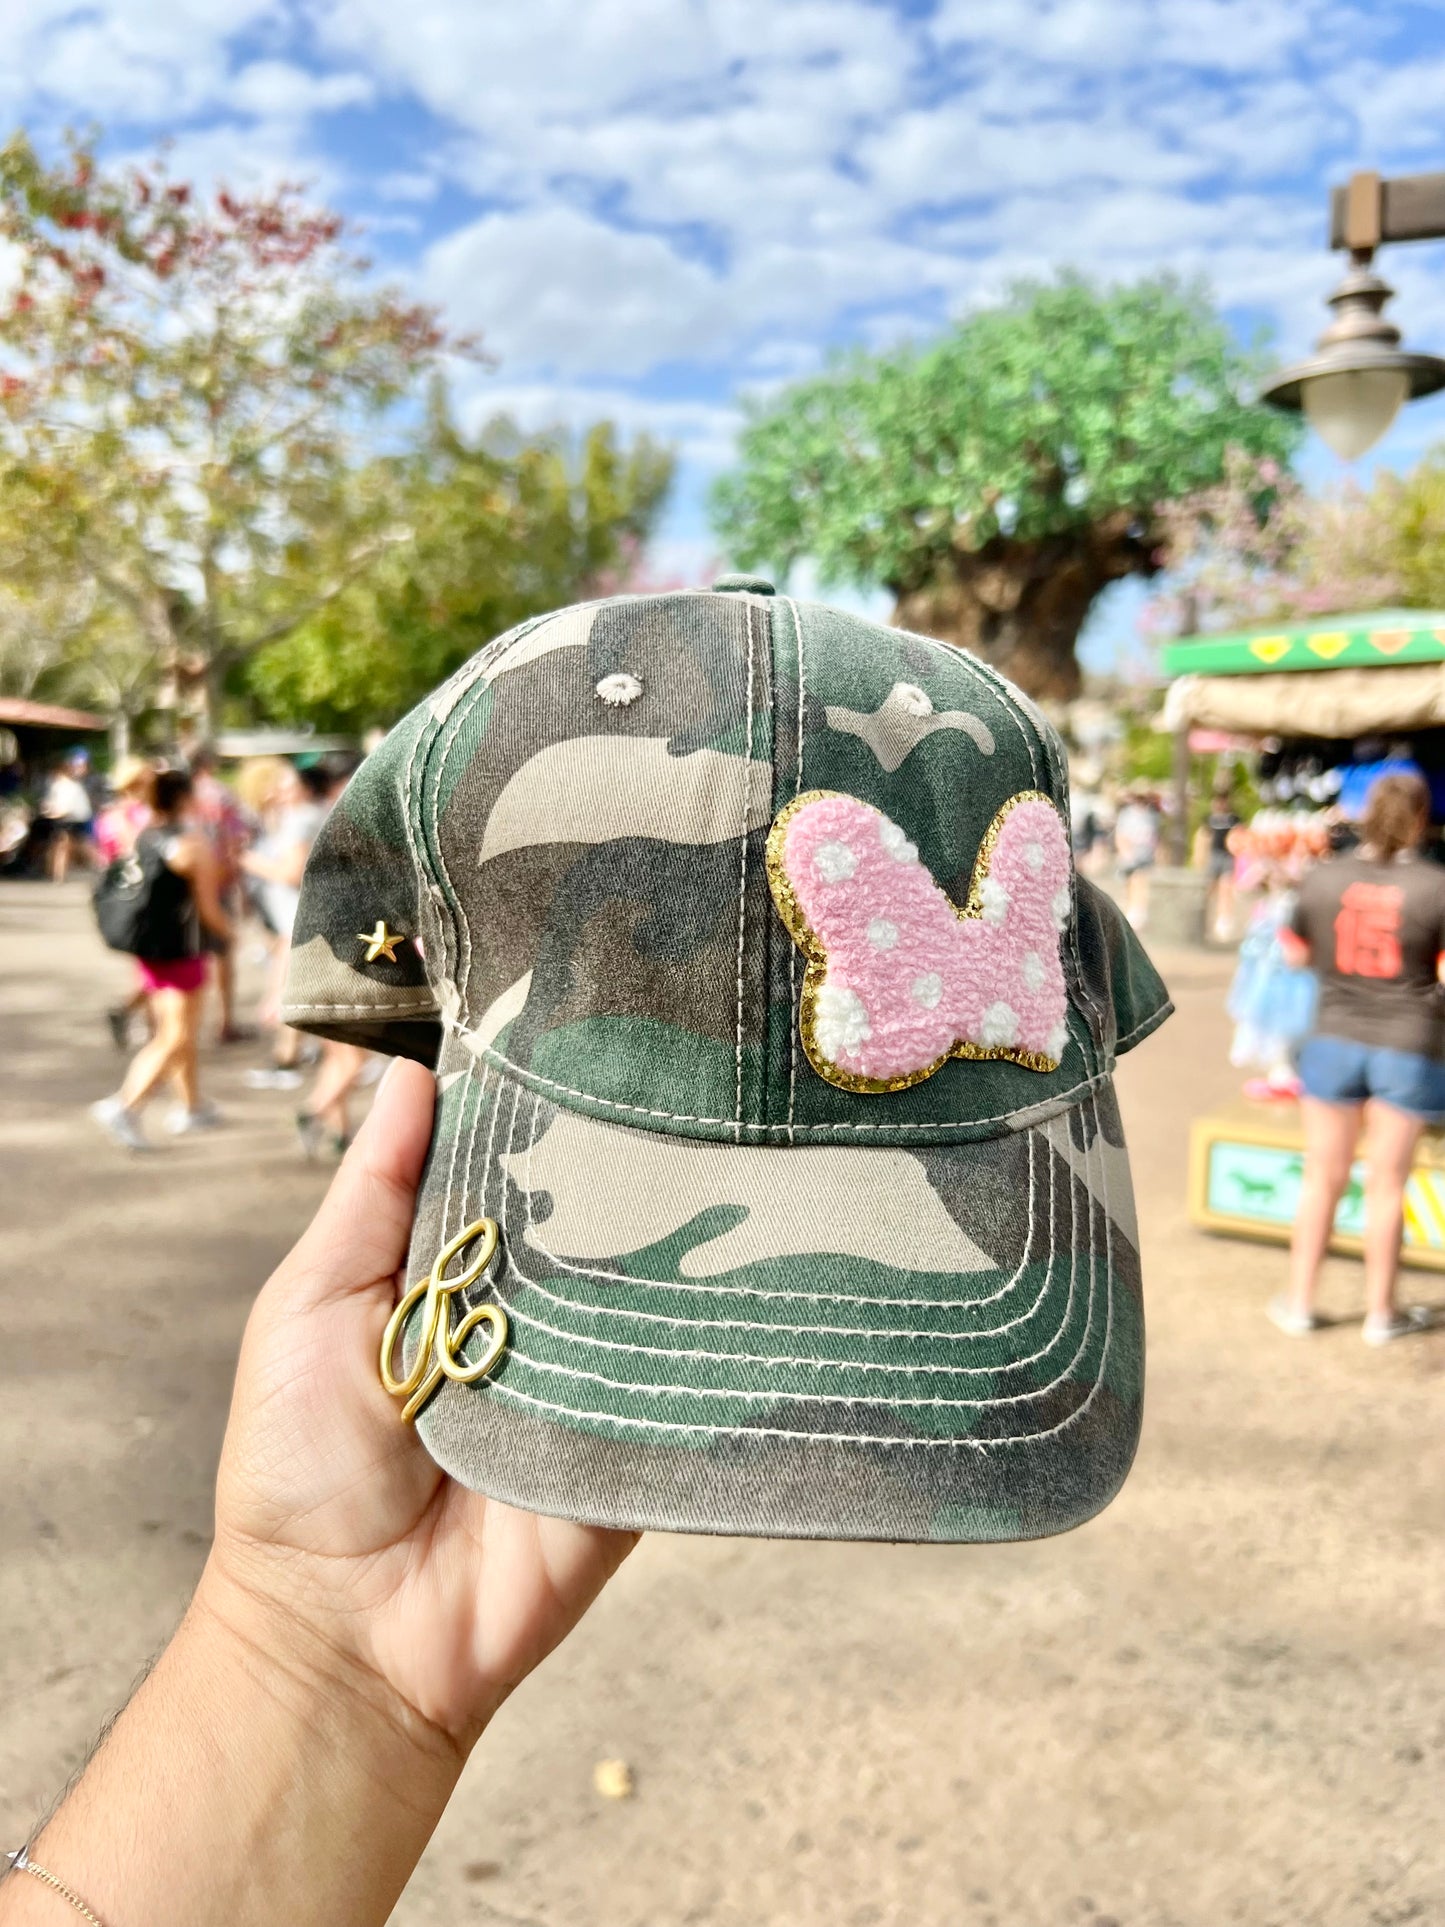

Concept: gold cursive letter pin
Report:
left=379, top=1218, right=508, bottom=1424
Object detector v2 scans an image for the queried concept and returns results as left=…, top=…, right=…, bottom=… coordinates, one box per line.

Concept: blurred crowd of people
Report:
left=1070, top=782, right=1167, bottom=930
left=4, top=741, right=376, bottom=1160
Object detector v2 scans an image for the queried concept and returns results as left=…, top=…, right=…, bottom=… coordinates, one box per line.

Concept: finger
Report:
left=284, top=1056, right=436, bottom=1307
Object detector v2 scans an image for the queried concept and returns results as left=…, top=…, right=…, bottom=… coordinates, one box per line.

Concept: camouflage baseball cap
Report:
left=283, top=576, right=1172, bottom=1543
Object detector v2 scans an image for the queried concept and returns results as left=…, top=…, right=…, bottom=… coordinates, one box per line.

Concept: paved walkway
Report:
left=2, top=882, right=1441, bottom=1926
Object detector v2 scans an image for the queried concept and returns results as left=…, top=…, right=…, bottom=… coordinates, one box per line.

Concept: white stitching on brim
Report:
left=498, top=1105, right=1071, bottom=1370
left=473, top=1038, right=1108, bottom=1132
left=282, top=1000, right=440, bottom=1016
left=489, top=1082, right=1093, bottom=1397
left=515, top=1091, right=1063, bottom=1329
left=473, top=1087, right=1116, bottom=1447
left=434, top=1077, right=1118, bottom=1446
left=1117, top=1003, right=1173, bottom=1050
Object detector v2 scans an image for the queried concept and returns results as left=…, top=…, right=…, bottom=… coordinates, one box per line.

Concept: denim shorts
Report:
left=1298, top=1034, right=1445, bottom=1120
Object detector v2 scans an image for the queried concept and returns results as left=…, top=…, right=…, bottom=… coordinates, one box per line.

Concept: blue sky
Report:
left=7, top=0, right=1445, bottom=667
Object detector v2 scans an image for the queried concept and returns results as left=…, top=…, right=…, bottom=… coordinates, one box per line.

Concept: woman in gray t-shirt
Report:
left=1274, top=773, right=1445, bottom=1346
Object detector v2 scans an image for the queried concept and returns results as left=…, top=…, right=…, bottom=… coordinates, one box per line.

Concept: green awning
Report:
left=1159, top=611, right=1445, bottom=679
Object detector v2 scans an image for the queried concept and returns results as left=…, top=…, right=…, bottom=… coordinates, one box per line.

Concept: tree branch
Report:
left=230, top=525, right=411, bottom=653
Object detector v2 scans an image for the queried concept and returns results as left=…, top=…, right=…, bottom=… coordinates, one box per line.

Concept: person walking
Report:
left=282, top=757, right=374, bottom=1162
left=1274, top=772, right=1445, bottom=1344
left=95, top=755, right=156, bottom=1050
left=188, top=744, right=251, bottom=1044
left=1114, top=785, right=1160, bottom=930
left=1196, top=778, right=1242, bottom=943
left=40, top=747, right=96, bottom=882
left=90, top=768, right=233, bottom=1151
left=241, top=762, right=331, bottom=1091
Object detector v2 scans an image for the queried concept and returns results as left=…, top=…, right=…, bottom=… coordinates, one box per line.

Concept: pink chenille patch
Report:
left=772, top=791, right=1072, bottom=1087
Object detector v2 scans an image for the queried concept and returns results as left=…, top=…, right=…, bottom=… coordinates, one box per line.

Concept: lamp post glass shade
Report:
left=1301, top=364, right=1410, bottom=460
left=1262, top=255, right=1445, bottom=459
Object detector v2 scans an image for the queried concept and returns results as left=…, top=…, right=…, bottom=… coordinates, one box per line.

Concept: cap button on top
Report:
left=711, top=572, right=775, bottom=596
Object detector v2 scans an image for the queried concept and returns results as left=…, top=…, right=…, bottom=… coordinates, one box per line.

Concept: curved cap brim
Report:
left=403, top=1067, right=1144, bottom=1543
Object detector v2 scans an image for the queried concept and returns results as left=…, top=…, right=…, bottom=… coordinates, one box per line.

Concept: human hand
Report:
left=202, top=1059, right=639, bottom=1758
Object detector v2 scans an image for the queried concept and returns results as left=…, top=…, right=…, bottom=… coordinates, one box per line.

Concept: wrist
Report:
left=23, top=1568, right=469, bottom=1927
left=189, top=1562, right=472, bottom=1796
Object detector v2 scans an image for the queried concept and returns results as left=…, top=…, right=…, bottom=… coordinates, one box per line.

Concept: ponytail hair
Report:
left=1361, top=772, right=1430, bottom=861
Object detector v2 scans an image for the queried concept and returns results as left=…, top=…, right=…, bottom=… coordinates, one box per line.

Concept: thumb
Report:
left=285, top=1055, right=436, bottom=1308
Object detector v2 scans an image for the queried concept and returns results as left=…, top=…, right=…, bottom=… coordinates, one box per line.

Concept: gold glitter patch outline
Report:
left=765, top=787, right=1067, bottom=1095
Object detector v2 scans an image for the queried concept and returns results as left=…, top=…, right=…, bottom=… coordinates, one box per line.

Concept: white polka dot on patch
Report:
left=814, top=981, right=872, bottom=1058
left=1046, top=1019, right=1069, bottom=1062
left=911, top=971, right=943, bottom=1010
left=980, top=876, right=1010, bottom=925
left=877, top=818, right=918, bottom=864
left=867, top=917, right=899, bottom=951
left=1021, top=950, right=1045, bottom=992
left=813, top=840, right=858, bottom=883
left=980, top=1000, right=1020, bottom=1047
left=595, top=672, right=642, bottom=706
left=1050, top=885, right=1071, bottom=931
left=1023, top=841, right=1045, bottom=873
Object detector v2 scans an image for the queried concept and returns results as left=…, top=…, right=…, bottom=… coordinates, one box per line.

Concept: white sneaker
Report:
left=166, top=1102, right=223, bottom=1135
left=1362, top=1307, right=1436, bottom=1346
left=90, top=1096, right=149, bottom=1152
left=1267, top=1294, right=1321, bottom=1336
left=244, top=1066, right=305, bottom=1091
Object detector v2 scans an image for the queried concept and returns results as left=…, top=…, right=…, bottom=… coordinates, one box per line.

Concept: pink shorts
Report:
left=137, top=955, right=208, bottom=995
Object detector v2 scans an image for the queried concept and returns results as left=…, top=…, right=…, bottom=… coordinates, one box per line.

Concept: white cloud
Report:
left=228, top=61, right=376, bottom=121
left=6, top=0, right=1444, bottom=633
left=931, top=0, right=1347, bottom=75
left=449, top=372, right=741, bottom=474
left=424, top=206, right=735, bottom=378
left=5, top=0, right=279, bottom=121
left=374, top=169, right=441, bottom=204
left=110, top=118, right=341, bottom=199
left=1343, top=54, right=1445, bottom=161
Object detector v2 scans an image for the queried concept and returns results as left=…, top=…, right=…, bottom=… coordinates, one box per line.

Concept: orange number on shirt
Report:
left=1334, top=882, right=1403, bottom=979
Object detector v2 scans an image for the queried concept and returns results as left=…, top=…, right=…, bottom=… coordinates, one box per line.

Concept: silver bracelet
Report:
left=5, top=1846, right=109, bottom=1926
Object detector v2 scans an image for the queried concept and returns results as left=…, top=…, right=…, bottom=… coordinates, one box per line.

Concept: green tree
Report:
left=246, top=397, right=674, bottom=730
left=0, top=132, right=466, bottom=738
left=712, top=274, right=1298, bottom=699
left=1373, top=450, right=1445, bottom=607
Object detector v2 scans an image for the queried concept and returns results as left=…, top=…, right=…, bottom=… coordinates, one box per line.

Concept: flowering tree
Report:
left=0, top=132, right=470, bottom=736
left=1143, top=447, right=1403, bottom=643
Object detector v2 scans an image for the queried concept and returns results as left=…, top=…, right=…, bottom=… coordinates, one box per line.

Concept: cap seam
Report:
left=732, top=602, right=756, bottom=1139
left=399, top=702, right=442, bottom=1010
left=786, top=594, right=806, bottom=1140
left=472, top=1036, right=1110, bottom=1134
left=431, top=609, right=559, bottom=1012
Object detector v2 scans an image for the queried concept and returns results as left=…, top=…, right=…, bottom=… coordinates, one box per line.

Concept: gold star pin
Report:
left=358, top=920, right=405, bottom=964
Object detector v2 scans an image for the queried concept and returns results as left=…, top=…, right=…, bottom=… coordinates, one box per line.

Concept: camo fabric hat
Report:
left=283, top=575, right=1172, bottom=1543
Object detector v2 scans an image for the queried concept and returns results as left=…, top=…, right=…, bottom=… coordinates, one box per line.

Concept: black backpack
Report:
left=92, top=833, right=196, bottom=959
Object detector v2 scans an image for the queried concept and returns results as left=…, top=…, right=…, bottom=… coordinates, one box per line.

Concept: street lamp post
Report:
left=1262, top=169, right=1445, bottom=460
